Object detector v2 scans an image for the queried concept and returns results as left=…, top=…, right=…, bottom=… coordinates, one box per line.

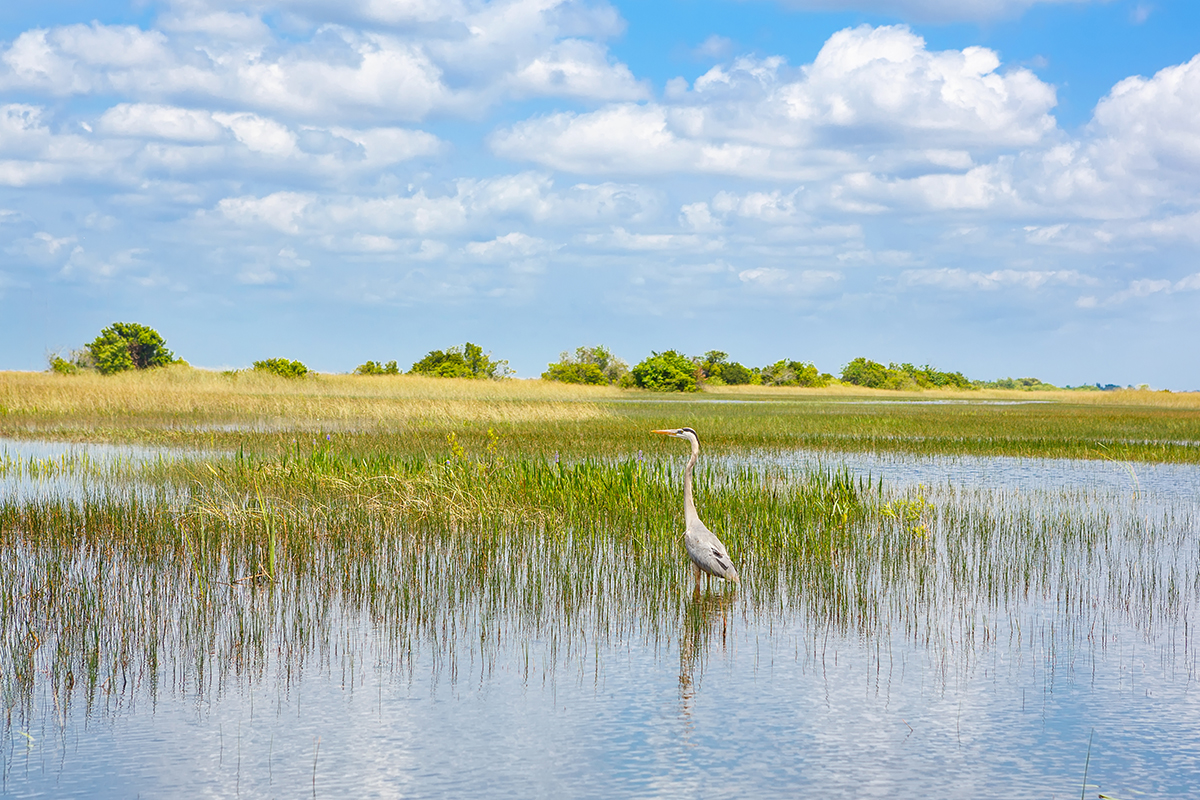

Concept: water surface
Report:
left=3, top=444, right=1198, bottom=799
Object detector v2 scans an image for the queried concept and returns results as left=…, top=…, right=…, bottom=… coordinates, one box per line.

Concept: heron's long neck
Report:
left=683, top=441, right=700, bottom=527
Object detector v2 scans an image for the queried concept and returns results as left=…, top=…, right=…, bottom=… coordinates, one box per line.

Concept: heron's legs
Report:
left=693, top=562, right=702, bottom=591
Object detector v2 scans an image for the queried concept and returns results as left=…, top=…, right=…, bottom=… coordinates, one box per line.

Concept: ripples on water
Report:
left=2, top=440, right=1198, bottom=798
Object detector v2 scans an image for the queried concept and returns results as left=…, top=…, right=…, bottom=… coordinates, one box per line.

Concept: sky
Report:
left=1, top=0, right=1199, bottom=387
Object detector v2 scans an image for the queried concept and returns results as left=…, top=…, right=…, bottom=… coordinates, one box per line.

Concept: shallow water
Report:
left=725, top=447, right=1200, bottom=502
left=5, top=598, right=1195, bottom=799
left=3, top=444, right=1199, bottom=798
left=0, top=438, right=204, bottom=505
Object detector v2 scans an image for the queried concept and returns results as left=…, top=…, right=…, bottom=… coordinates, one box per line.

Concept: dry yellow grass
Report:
left=700, top=381, right=1200, bottom=408
left=0, top=366, right=619, bottom=430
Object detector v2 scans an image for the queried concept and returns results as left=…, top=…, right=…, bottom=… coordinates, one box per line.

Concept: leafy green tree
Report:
left=254, top=358, right=309, bottom=378
left=543, top=361, right=607, bottom=385
left=841, top=358, right=974, bottom=390
left=355, top=360, right=400, bottom=375
left=85, top=322, right=178, bottom=375
left=840, top=357, right=890, bottom=388
left=696, top=351, right=756, bottom=385
left=629, top=350, right=698, bottom=392
left=891, top=363, right=972, bottom=389
left=720, top=361, right=755, bottom=385
left=982, top=376, right=1056, bottom=390
left=542, top=345, right=628, bottom=385
left=759, top=359, right=831, bottom=387
left=410, top=343, right=510, bottom=380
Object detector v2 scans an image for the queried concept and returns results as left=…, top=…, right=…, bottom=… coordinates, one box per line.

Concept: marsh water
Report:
left=3, top=439, right=1199, bottom=798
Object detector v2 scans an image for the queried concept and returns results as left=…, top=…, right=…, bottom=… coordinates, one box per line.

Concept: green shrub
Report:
left=841, top=357, right=974, bottom=390
left=841, top=357, right=889, bottom=388
left=698, top=351, right=755, bottom=386
left=542, top=346, right=628, bottom=385
left=543, top=362, right=607, bottom=385
left=629, top=350, right=698, bottom=392
left=410, top=343, right=510, bottom=380
left=254, top=358, right=309, bottom=379
left=355, top=360, right=400, bottom=375
left=982, top=377, right=1058, bottom=391
left=85, top=322, right=178, bottom=375
left=48, top=355, right=79, bottom=375
left=760, top=359, right=831, bottom=387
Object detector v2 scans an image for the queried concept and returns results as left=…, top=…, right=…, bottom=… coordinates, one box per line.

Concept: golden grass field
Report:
left=3, top=366, right=1199, bottom=461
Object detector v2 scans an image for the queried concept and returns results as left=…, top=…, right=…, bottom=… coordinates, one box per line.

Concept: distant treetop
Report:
left=411, top=343, right=511, bottom=380
left=355, top=360, right=400, bottom=375
left=49, top=322, right=181, bottom=376
left=253, top=358, right=309, bottom=379
left=542, top=345, right=629, bottom=385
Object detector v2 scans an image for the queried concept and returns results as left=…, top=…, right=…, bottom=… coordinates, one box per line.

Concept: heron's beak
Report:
left=650, top=429, right=674, bottom=436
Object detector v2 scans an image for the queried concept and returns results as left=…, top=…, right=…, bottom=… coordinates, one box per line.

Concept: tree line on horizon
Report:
left=47, top=321, right=1134, bottom=393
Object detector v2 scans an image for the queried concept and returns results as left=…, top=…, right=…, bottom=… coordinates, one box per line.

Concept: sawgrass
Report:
left=3, top=368, right=1199, bottom=463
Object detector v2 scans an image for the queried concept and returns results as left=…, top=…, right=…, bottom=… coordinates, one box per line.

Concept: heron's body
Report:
left=653, top=427, right=739, bottom=587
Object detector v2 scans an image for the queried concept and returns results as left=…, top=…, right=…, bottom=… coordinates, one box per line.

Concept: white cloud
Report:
left=680, top=202, right=719, bottom=231
left=738, top=266, right=788, bottom=284
left=738, top=266, right=842, bottom=292
left=465, top=232, right=556, bottom=259
left=211, top=173, right=659, bottom=240
left=834, top=162, right=1017, bottom=211
left=492, top=26, right=1057, bottom=179
left=1086, top=272, right=1200, bottom=307
left=211, top=112, right=299, bottom=157
left=1091, top=54, right=1200, bottom=179
left=0, top=2, right=644, bottom=123
left=694, top=35, right=734, bottom=60
left=506, top=38, right=647, bottom=101
left=98, top=103, right=224, bottom=142
left=1176, top=273, right=1200, bottom=292
left=0, top=101, right=440, bottom=189
left=900, top=267, right=1090, bottom=291
left=585, top=226, right=715, bottom=252
left=217, top=191, right=314, bottom=233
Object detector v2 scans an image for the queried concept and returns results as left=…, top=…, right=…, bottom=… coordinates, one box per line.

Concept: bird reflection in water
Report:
left=678, top=587, right=739, bottom=716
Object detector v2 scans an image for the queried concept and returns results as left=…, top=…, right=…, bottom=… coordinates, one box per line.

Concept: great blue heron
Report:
left=652, top=427, right=740, bottom=589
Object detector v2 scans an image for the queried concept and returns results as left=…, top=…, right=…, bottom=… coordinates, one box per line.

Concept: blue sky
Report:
left=1, top=0, right=1199, bottom=387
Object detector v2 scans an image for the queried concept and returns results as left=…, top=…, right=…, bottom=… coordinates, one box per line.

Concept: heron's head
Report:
left=651, top=427, right=699, bottom=445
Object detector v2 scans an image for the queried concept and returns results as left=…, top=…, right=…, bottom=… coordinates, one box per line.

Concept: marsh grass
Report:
left=4, top=368, right=1199, bottom=463
left=2, top=429, right=1197, bottom=735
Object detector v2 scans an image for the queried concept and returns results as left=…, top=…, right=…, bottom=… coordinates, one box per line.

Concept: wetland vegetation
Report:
left=2, top=369, right=1199, bottom=796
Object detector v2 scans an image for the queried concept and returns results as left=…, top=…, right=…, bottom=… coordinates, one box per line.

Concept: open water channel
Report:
left=2, top=439, right=1198, bottom=798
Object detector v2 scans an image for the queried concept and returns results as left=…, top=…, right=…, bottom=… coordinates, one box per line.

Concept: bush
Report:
left=47, top=348, right=94, bottom=375
left=698, top=351, right=755, bottom=386
left=85, top=322, right=178, bottom=375
left=841, top=357, right=890, bottom=388
left=410, top=343, right=510, bottom=380
left=982, top=377, right=1058, bottom=391
left=355, top=360, right=400, bottom=375
left=542, top=345, right=628, bottom=385
left=759, top=359, right=831, bottom=387
left=629, top=350, right=698, bottom=392
left=841, top=357, right=974, bottom=390
left=720, top=361, right=755, bottom=385
left=543, top=362, right=607, bottom=385
left=254, top=358, right=309, bottom=379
